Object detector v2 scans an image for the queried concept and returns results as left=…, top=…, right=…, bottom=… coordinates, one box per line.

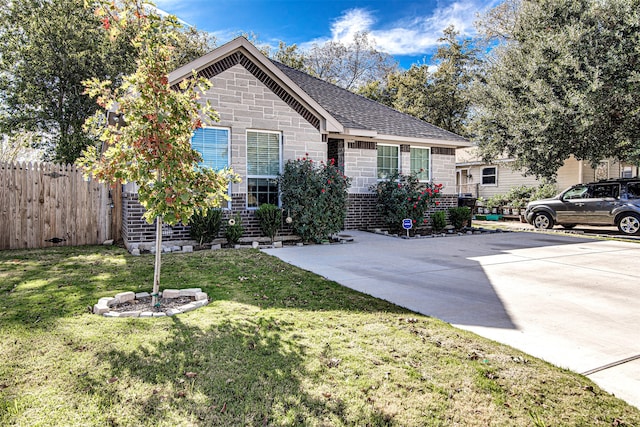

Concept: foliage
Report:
left=0, top=0, right=133, bottom=163
left=77, top=0, right=239, bottom=304
left=306, top=31, right=397, bottom=90
left=255, top=203, right=282, bottom=242
left=0, top=0, right=214, bottom=164
left=224, top=215, right=244, bottom=246
left=472, top=0, right=640, bottom=180
left=2, top=246, right=639, bottom=426
left=358, top=26, right=478, bottom=136
left=0, top=132, right=41, bottom=163
left=505, top=185, right=534, bottom=208
left=448, top=207, right=471, bottom=229
left=485, top=194, right=506, bottom=209
left=531, top=183, right=558, bottom=201
left=431, top=210, right=448, bottom=232
left=263, top=41, right=306, bottom=70
left=188, top=208, right=223, bottom=245
left=280, top=157, right=350, bottom=243
left=371, top=171, right=443, bottom=233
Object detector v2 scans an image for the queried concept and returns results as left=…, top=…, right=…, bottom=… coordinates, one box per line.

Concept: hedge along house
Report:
left=121, top=37, right=472, bottom=246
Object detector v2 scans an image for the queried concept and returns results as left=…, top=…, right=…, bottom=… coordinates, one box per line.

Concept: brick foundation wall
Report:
left=344, top=193, right=458, bottom=231
left=122, top=192, right=459, bottom=244
left=122, top=192, right=294, bottom=245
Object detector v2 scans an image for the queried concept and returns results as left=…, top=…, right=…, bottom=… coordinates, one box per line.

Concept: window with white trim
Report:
left=410, top=147, right=430, bottom=181
left=247, top=130, right=281, bottom=208
left=377, top=145, right=399, bottom=179
left=481, top=166, right=497, bottom=186
left=191, top=127, right=229, bottom=171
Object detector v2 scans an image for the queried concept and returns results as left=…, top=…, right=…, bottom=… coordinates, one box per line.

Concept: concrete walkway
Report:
left=264, top=230, right=640, bottom=409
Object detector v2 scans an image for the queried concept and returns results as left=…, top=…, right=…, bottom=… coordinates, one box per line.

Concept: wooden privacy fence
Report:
left=0, top=162, right=121, bottom=250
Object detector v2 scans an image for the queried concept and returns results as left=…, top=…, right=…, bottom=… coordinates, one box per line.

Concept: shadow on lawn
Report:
left=87, top=316, right=397, bottom=426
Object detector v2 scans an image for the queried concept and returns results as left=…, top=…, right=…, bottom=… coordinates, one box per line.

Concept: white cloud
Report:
left=318, top=1, right=496, bottom=56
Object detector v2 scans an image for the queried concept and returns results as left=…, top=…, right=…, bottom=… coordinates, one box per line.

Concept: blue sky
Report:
left=154, top=0, right=498, bottom=68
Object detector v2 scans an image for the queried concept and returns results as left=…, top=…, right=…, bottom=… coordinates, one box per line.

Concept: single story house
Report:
left=122, top=37, right=471, bottom=245
left=456, top=146, right=639, bottom=200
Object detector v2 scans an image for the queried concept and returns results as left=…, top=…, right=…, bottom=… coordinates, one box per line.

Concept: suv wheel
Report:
left=617, top=213, right=640, bottom=235
left=532, top=212, right=554, bottom=230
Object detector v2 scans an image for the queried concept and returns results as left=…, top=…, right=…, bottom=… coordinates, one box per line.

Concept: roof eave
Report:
left=374, top=133, right=472, bottom=147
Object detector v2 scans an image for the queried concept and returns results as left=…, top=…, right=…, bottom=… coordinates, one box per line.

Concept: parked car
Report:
left=524, top=178, right=640, bottom=235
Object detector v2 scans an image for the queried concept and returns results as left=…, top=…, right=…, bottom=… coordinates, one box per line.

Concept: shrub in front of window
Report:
left=448, top=207, right=471, bottom=230
left=255, top=203, right=282, bottom=242
left=188, top=207, right=223, bottom=245
left=280, top=157, right=351, bottom=243
left=371, top=171, right=442, bottom=233
left=224, top=215, right=244, bottom=246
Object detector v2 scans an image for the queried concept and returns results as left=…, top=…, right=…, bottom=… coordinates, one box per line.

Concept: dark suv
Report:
left=524, top=178, right=640, bottom=235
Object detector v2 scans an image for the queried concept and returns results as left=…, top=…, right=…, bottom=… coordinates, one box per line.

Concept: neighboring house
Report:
left=455, top=146, right=639, bottom=199
left=122, top=37, right=471, bottom=245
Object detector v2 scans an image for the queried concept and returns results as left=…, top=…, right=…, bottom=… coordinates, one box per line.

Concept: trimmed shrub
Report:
left=224, top=215, right=244, bottom=246
left=370, top=171, right=443, bottom=233
left=280, top=157, right=350, bottom=243
left=188, top=208, right=222, bottom=245
left=431, top=210, right=447, bottom=232
left=255, top=203, right=282, bottom=242
left=448, top=207, right=471, bottom=230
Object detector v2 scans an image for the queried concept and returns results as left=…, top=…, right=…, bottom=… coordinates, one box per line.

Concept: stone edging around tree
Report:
left=92, top=288, right=209, bottom=318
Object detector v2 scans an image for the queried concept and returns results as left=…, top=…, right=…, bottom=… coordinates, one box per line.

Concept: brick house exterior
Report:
left=122, top=37, right=471, bottom=246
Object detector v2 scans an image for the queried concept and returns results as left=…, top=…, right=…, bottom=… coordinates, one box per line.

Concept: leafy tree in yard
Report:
left=0, top=0, right=215, bottom=163
left=78, top=0, right=238, bottom=306
left=472, top=0, right=640, bottom=180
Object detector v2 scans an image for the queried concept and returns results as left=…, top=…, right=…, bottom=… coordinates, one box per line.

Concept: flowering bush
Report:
left=371, top=171, right=442, bottom=233
left=280, top=156, right=350, bottom=243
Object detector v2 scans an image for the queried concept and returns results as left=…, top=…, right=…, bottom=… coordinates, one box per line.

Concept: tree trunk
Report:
left=151, top=215, right=163, bottom=307
left=151, top=169, right=163, bottom=308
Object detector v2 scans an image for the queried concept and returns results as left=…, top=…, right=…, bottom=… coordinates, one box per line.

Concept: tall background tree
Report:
left=472, top=0, right=640, bottom=179
left=357, top=26, right=477, bottom=136
left=0, top=0, right=214, bottom=164
left=79, top=0, right=238, bottom=305
left=306, top=32, right=397, bottom=90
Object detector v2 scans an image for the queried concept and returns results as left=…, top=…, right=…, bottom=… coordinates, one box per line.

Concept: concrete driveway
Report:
left=263, top=230, right=640, bottom=409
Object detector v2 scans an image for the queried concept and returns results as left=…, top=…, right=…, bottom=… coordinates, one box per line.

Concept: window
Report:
left=410, top=147, right=430, bottom=181
left=247, top=130, right=281, bottom=208
left=377, top=145, right=399, bottom=179
left=191, top=127, right=229, bottom=171
left=563, top=185, right=589, bottom=199
left=627, top=182, right=640, bottom=199
left=481, top=167, right=497, bottom=186
left=591, top=183, right=619, bottom=199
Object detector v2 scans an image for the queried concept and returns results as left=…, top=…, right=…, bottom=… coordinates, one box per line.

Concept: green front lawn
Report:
left=1, top=246, right=638, bottom=426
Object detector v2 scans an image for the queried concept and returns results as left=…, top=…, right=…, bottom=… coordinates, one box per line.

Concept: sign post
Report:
left=402, top=218, right=412, bottom=238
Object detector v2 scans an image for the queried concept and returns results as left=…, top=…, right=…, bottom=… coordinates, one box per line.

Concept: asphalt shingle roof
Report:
left=273, top=62, right=468, bottom=143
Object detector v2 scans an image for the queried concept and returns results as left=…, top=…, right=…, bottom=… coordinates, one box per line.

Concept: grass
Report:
left=1, top=246, right=639, bottom=426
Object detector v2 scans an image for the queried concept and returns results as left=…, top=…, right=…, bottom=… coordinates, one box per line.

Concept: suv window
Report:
left=627, top=182, right=640, bottom=199
left=564, top=185, right=589, bottom=200
left=591, top=183, right=619, bottom=199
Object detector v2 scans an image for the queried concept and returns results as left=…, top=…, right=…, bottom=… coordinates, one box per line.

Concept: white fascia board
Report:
left=168, top=37, right=344, bottom=133
left=342, top=128, right=378, bottom=138
left=375, top=133, right=472, bottom=148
